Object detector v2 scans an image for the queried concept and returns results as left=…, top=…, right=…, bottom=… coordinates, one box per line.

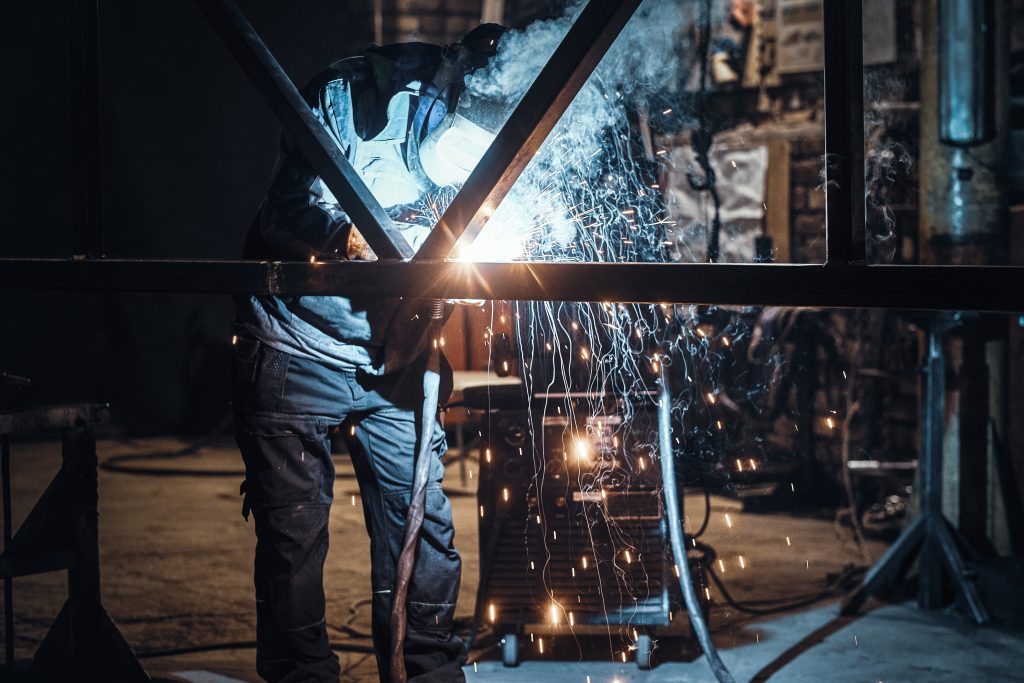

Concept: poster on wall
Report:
left=665, top=144, right=769, bottom=263
left=862, top=0, right=897, bottom=66
left=775, top=0, right=824, bottom=74
left=775, top=0, right=895, bottom=73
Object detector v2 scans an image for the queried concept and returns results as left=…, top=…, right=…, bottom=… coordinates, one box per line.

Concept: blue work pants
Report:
left=231, top=330, right=465, bottom=682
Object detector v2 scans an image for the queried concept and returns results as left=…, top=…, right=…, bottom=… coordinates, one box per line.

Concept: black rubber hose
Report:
left=658, top=362, right=735, bottom=683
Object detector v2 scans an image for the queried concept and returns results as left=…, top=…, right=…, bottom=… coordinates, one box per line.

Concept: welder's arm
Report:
left=255, top=138, right=354, bottom=261
left=253, top=71, right=363, bottom=262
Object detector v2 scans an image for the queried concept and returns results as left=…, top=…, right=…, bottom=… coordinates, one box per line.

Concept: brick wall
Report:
left=383, top=0, right=483, bottom=46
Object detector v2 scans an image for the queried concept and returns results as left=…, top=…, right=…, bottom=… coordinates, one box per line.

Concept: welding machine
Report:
left=468, top=386, right=683, bottom=668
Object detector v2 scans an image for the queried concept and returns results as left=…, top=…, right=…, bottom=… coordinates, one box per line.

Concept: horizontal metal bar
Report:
left=0, top=259, right=1021, bottom=312
left=0, top=549, right=79, bottom=580
left=0, top=404, right=110, bottom=436
left=193, top=0, right=413, bottom=260
left=414, top=0, right=643, bottom=260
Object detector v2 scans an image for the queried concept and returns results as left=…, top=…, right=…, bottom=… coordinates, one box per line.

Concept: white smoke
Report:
left=460, top=0, right=701, bottom=261
left=467, top=0, right=689, bottom=120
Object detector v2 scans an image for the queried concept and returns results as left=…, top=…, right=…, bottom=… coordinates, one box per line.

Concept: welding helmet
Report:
left=419, top=93, right=508, bottom=186
left=419, top=24, right=508, bottom=187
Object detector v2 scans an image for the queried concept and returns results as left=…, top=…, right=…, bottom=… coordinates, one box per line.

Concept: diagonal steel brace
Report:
left=193, top=0, right=414, bottom=260
left=414, top=0, right=644, bottom=260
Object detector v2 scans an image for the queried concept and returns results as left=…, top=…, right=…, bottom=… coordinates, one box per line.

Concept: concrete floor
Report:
left=1, top=437, right=1021, bottom=682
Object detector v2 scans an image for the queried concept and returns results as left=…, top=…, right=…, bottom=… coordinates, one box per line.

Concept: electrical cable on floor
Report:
left=705, top=559, right=864, bottom=616
left=690, top=483, right=712, bottom=539
left=686, top=536, right=865, bottom=614
left=99, top=414, right=242, bottom=476
left=100, top=446, right=360, bottom=479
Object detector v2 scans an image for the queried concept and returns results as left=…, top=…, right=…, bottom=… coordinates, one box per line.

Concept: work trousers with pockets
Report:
left=232, top=328, right=465, bottom=682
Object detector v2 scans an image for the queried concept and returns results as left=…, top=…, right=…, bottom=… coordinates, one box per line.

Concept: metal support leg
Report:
left=2, top=435, right=13, bottom=668
left=841, top=515, right=925, bottom=615
left=918, top=324, right=946, bottom=609
left=934, top=518, right=988, bottom=624
left=841, top=316, right=989, bottom=625
left=64, top=425, right=103, bottom=670
left=23, top=414, right=149, bottom=681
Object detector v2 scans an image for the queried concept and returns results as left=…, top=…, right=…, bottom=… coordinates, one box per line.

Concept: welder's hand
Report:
left=346, top=225, right=377, bottom=261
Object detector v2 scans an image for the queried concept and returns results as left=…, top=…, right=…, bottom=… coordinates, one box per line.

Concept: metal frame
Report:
left=0, top=258, right=1021, bottom=312
left=1, top=0, right=1020, bottom=311
left=0, top=405, right=148, bottom=680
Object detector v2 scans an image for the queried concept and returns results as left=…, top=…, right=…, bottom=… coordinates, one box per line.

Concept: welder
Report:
left=230, top=24, right=506, bottom=683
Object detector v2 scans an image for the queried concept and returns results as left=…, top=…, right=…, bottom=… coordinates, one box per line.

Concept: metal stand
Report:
left=0, top=404, right=148, bottom=681
left=841, top=316, right=989, bottom=624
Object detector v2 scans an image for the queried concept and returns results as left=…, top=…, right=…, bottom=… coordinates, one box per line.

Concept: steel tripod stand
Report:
left=841, top=314, right=989, bottom=624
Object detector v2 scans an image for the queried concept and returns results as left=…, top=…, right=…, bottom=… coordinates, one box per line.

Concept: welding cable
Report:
left=389, top=299, right=446, bottom=683
left=658, top=362, right=735, bottom=683
left=690, top=482, right=712, bottom=539
left=98, top=415, right=243, bottom=476
left=687, top=536, right=865, bottom=614
left=100, top=445, right=358, bottom=479
left=705, top=557, right=864, bottom=616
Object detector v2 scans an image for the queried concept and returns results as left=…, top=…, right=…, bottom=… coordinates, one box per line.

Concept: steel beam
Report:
left=0, top=404, right=110, bottom=436
left=822, top=0, right=866, bottom=266
left=414, top=0, right=644, bottom=260
left=0, top=258, right=1021, bottom=312
left=193, top=0, right=413, bottom=260
left=70, top=0, right=104, bottom=258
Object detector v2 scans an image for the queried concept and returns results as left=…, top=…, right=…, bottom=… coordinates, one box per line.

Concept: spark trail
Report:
left=412, top=0, right=805, bottom=664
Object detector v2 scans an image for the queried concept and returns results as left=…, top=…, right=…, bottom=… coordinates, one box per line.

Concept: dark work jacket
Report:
left=236, top=42, right=447, bottom=373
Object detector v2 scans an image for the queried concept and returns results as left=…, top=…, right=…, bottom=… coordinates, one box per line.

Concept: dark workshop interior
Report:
left=2, top=1, right=1024, bottom=681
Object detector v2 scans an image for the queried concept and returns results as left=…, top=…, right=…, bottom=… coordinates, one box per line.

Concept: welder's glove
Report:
left=346, top=222, right=435, bottom=260
left=346, top=224, right=377, bottom=261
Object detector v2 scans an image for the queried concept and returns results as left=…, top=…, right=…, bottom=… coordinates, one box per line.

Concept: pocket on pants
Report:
left=238, top=416, right=331, bottom=506
left=231, top=330, right=260, bottom=406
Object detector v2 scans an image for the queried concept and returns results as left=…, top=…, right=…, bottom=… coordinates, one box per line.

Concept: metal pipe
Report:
left=192, top=0, right=413, bottom=260
left=921, top=0, right=1008, bottom=265
left=938, top=0, right=995, bottom=146
left=918, top=317, right=947, bottom=608
left=658, top=363, right=735, bottom=683
left=414, top=0, right=644, bottom=260
left=822, top=0, right=865, bottom=266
